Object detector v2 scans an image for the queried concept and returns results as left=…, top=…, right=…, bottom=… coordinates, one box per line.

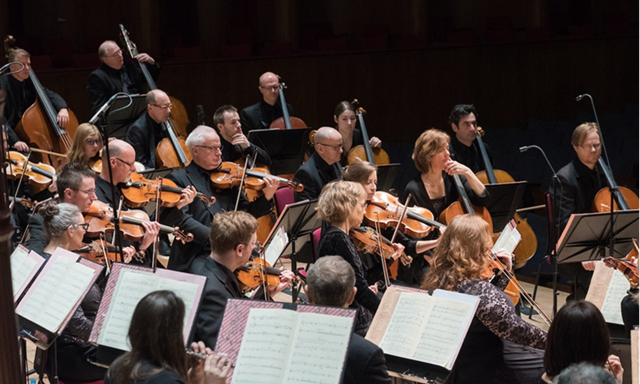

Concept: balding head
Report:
left=146, top=89, right=172, bottom=123
left=186, top=126, right=222, bottom=170
left=101, top=139, right=136, bottom=184
left=258, top=72, right=280, bottom=106
left=99, top=40, right=124, bottom=70
left=314, top=127, right=343, bottom=166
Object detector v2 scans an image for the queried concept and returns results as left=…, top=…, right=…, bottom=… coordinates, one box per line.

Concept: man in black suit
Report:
left=551, top=122, right=607, bottom=301
left=213, top=105, right=271, bottom=166
left=159, top=125, right=278, bottom=271
left=87, top=40, right=158, bottom=116
left=306, top=256, right=391, bottom=384
left=189, top=211, right=294, bottom=348
left=293, top=127, right=343, bottom=202
left=239, top=72, right=294, bottom=134
left=447, top=104, right=492, bottom=173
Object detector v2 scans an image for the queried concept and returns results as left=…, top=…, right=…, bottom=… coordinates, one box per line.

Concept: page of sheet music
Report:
left=98, top=269, right=159, bottom=351
left=379, top=292, right=434, bottom=359
left=492, top=225, right=521, bottom=254
left=284, top=312, right=353, bottom=384
left=19, top=257, right=95, bottom=333
left=265, top=226, right=289, bottom=266
left=11, top=246, right=36, bottom=296
left=156, top=277, right=200, bottom=340
left=600, top=269, right=630, bottom=325
left=231, top=308, right=297, bottom=384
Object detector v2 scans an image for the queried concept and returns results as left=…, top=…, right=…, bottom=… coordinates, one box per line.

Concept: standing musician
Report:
left=334, top=101, right=382, bottom=166
left=159, top=126, right=278, bottom=272
left=421, top=215, right=546, bottom=384
left=448, top=104, right=493, bottom=173
left=66, top=123, right=102, bottom=169
left=189, top=211, right=294, bottom=348
left=293, top=126, right=343, bottom=202
left=124, top=89, right=172, bottom=169
left=87, top=40, right=158, bottom=115
left=1, top=48, right=69, bottom=152
left=213, top=105, right=271, bottom=166
left=239, top=71, right=295, bottom=134
left=551, top=122, right=607, bottom=301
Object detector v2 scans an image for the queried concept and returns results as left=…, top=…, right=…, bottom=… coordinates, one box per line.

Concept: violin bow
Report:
left=374, top=219, right=391, bottom=289
left=151, top=178, right=163, bottom=272
left=233, top=152, right=256, bottom=211
left=390, top=193, right=412, bottom=244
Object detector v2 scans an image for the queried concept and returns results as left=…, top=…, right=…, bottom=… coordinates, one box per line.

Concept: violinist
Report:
left=448, top=104, right=493, bottom=173
left=293, top=127, right=343, bottom=202
left=551, top=123, right=607, bottom=301
left=66, top=122, right=102, bottom=169
left=189, top=211, right=294, bottom=348
left=88, top=40, right=159, bottom=115
left=239, top=71, right=295, bottom=134
left=125, top=89, right=172, bottom=169
left=1, top=48, right=70, bottom=152
left=334, top=101, right=382, bottom=166
left=213, top=105, right=271, bottom=166
left=421, top=215, right=546, bottom=384
left=159, top=126, right=277, bottom=272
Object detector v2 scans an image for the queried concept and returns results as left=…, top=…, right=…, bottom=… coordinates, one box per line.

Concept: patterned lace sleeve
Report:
left=460, top=280, right=547, bottom=350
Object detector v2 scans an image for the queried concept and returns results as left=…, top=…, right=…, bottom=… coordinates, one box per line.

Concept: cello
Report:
left=269, top=77, right=307, bottom=130
left=593, top=157, right=639, bottom=212
left=118, top=24, right=191, bottom=169
left=346, top=99, right=390, bottom=165
left=4, top=35, right=78, bottom=169
left=474, top=127, right=538, bottom=269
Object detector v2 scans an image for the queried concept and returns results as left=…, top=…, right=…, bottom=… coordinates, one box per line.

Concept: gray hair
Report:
left=554, top=362, right=618, bottom=384
left=38, top=202, right=81, bottom=239
left=307, top=256, right=355, bottom=307
left=185, top=125, right=216, bottom=150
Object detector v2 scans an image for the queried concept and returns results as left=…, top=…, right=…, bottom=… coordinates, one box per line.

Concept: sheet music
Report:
left=632, top=329, right=638, bottom=384
left=265, top=226, right=288, bottom=266
left=18, top=256, right=95, bottom=333
left=11, top=246, right=36, bottom=296
left=157, top=278, right=200, bottom=339
left=600, top=269, right=630, bottom=325
left=285, top=312, right=353, bottom=383
left=492, top=222, right=521, bottom=254
left=379, top=292, right=433, bottom=358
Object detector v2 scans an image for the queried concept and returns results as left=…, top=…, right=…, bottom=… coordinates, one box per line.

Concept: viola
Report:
left=603, top=256, right=639, bottom=289
left=210, top=162, right=304, bottom=192
left=346, top=99, right=390, bottom=165
left=75, top=239, right=120, bottom=267
left=235, top=258, right=283, bottom=294
left=5, top=151, right=56, bottom=194
left=121, top=172, right=215, bottom=208
left=349, top=226, right=412, bottom=267
left=84, top=200, right=193, bottom=244
left=366, top=191, right=444, bottom=239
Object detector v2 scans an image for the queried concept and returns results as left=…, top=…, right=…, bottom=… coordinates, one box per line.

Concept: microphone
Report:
left=89, top=92, right=122, bottom=125
left=519, top=146, right=531, bottom=152
left=519, top=144, right=557, bottom=175
left=0, top=62, right=24, bottom=77
left=575, top=94, right=587, bottom=102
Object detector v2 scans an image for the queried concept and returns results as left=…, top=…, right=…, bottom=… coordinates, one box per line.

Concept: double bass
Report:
left=4, top=35, right=78, bottom=169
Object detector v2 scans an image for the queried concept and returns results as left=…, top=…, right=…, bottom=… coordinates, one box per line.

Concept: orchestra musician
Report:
left=88, top=40, right=159, bottom=115
left=421, top=215, right=546, bottom=384
left=448, top=104, right=493, bottom=173
left=1, top=48, right=70, bottom=152
left=293, top=126, right=343, bottom=202
left=334, top=101, right=382, bottom=166
left=66, top=122, right=102, bottom=168
left=239, top=71, right=294, bottom=134
left=104, top=290, right=229, bottom=384
left=551, top=122, right=607, bottom=301
left=159, top=125, right=277, bottom=271
left=189, top=211, right=294, bottom=348
left=213, top=105, right=271, bottom=166
left=306, top=256, right=391, bottom=384
left=124, top=89, right=172, bottom=169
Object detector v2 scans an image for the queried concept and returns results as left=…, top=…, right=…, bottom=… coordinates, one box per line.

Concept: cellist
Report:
left=213, top=105, right=271, bottom=166
left=334, top=100, right=382, bottom=166
left=239, top=71, right=295, bottom=134
left=1, top=48, right=70, bottom=152
left=448, top=104, right=493, bottom=173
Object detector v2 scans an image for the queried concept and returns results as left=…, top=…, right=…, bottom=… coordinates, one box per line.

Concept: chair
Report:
left=274, top=187, right=295, bottom=216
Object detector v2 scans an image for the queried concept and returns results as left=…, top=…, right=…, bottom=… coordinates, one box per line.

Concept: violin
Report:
left=75, top=239, right=120, bottom=267
left=5, top=151, right=56, bottom=194
left=84, top=200, right=193, bottom=243
left=120, top=172, right=215, bottom=208
left=235, top=258, right=283, bottom=294
left=365, top=191, right=445, bottom=238
left=603, top=256, right=639, bottom=289
left=210, top=162, right=304, bottom=192
left=346, top=99, right=390, bottom=165
left=349, top=226, right=412, bottom=267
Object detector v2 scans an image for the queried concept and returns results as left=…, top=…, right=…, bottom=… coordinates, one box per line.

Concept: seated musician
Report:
left=159, top=125, right=278, bottom=271
left=293, top=127, right=343, bottom=202
left=333, top=101, right=382, bottom=166
left=88, top=40, right=159, bottom=115
left=1, top=48, right=70, bottom=152
left=190, top=211, right=294, bottom=348
left=125, top=89, right=172, bottom=169
left=448, top=104, right=493, bottom=173
left=239, top=71, right=295, bottom=134
left=421, top=215, right=546, bottom=384
left=213, top=105, right=271, bottom=165
left=306, top=256, right=392, bottom=384
left=66, top=122, right=102, bottom=169
left=551, top=122, right=607, bottom=301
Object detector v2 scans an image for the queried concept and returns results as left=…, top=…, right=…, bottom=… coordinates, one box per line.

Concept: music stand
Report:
left=105, top=94, right=147, bottom=138
left=376, top=163, right=401, bottom=192
left=483, top=181, right=527, bottom=230
left=247, top=128, right=313, bottom=175
left=262, top=199, right=322, bottom=302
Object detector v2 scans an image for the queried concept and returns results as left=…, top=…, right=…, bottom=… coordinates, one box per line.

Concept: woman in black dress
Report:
left=333, top=101, right=382, bottom=166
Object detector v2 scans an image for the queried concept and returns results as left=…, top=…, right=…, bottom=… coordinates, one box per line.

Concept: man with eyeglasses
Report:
left=159, top=125, right=279, bottom=271
left=551, top=122, right=607, bottom=301
left=125, top=89, right=174, bottom=169
left=214, top=104, right=271, bottom=166
left=293, top=127, right=343, bottom=202
left=239, top=71, right=295, bottom=134
left=87, top=40, right=159, bottom=116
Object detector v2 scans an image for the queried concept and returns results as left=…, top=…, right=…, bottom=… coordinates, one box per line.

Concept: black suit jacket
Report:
left=27, top=212, right=47, bottom=256
left=125, top=112, right=164, bottom=169
left=449, top=136, right=493, bottom=174
left=293, top=152, right=343, bottom=202
left=239, top=100, right=294, bottom=134
left=220, top=135, right=271, bottom=166
left=344, top=333, right=391, bottom=384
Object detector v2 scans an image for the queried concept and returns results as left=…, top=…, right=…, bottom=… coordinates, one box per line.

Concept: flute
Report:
left=185, top=349, right=234, bottom=367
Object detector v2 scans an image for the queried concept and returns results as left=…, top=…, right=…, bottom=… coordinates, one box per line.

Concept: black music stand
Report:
left=376, top=163, right=401, bottom=193
left=484, top=181, right=527, bottom=230
left=247, top=128, right=313, bottom=175
left=262, top=199, right=322, bottom=302
left=105, top=94, right=147, bottom=138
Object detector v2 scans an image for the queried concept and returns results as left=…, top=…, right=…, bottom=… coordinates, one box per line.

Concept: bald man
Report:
left=87, top=40, right=159, bottom=115
left=293, top=127, right=343, bottom=201
left=125, top=89, right=172, bottom=169
left=239, top=71, right=295, bottom=134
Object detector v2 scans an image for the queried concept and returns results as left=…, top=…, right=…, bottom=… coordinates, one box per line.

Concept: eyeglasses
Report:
left=72, top=223, right=90, bottom=232
left=316, top=142, right=343, bottom=150
left=85, top=138, right=102, bottom=146
left=104, top=49, right=122, bottom=57
left=580, top=143, right=602, bottom=151
left=151, top=103, right=173, bottom=110
left=260, top=85, right=280, bottom=92
left=114, top=157, right=135, bottom=168
left=252, top=240, right=264, bottom=253
left=196, top=145, right=224, bottom=152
